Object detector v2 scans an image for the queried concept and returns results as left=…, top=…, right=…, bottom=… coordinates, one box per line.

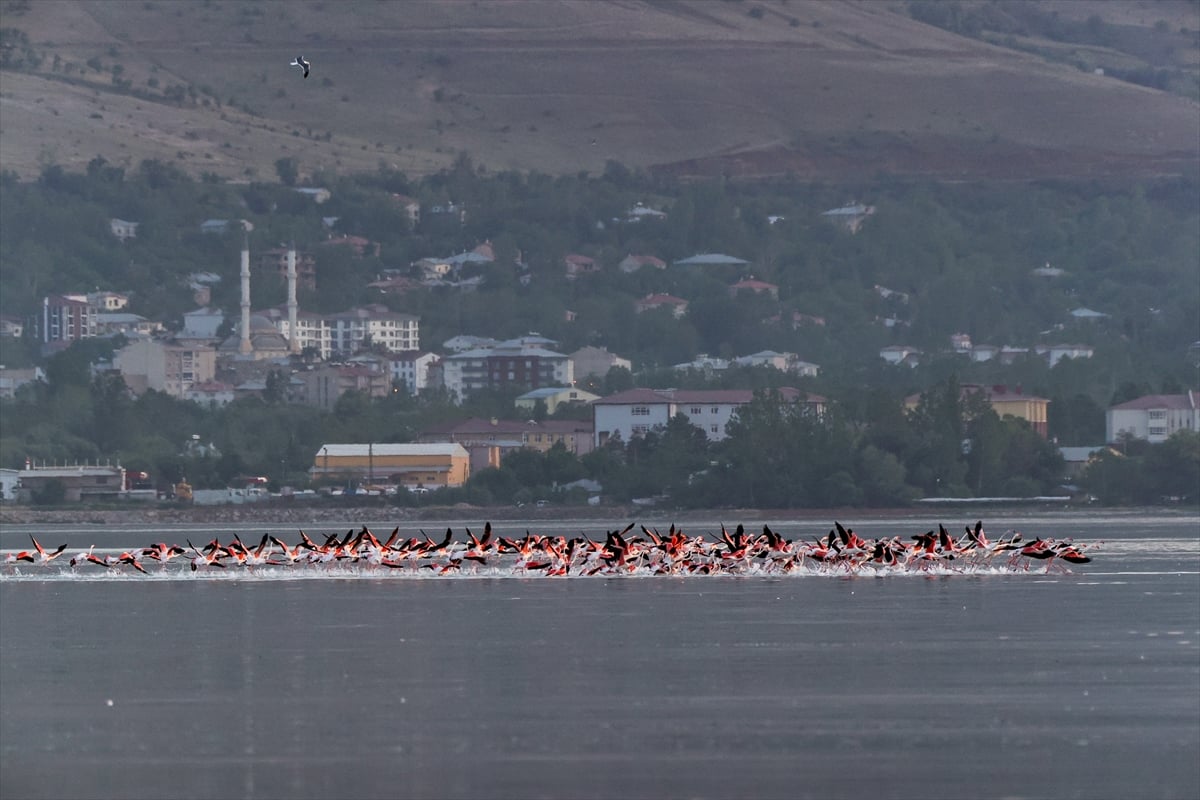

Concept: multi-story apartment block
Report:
left=114, top=338, right=217, bottom=398
left=387, top=351, right=439, bottom=394
left=593, top=387, right=824, bottom=446
left=40, top=294, right=97, bottom=343
left=441, top=340, right=573, bottom=402
left=254, top=304, right=419, bottom=359
left=1107, top=391, right=1199, bottom=444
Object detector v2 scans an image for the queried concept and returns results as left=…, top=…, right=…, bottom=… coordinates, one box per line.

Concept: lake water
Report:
left=2, top=511, right=1197, bottom=800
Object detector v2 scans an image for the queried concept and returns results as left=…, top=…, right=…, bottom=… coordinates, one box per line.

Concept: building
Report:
left=729, top=278, right=779, bottom=299
left=618, top=254, right=666, bottom=273
left=114, top=338, right=217, bottom=398
left=0, top=314, right=24, bottom=337
left=294, top=187, right=332, bottom=204
left=821, top=203, right=875, bottom=233
left=184, top=380, right=237, bottom=407
left=733, top=350, right=819, bottom=376
left=0, top=366, right=44, bottom=398
left=387, top=350, right=439, bottom=394
left=40, top=294, right=97, bottom=344
left=673, top=253, right=750, bottom=270
left=1036, top=343, right=1095, bottom=368
left=320, top=234, right=381, bottom=258
left=441, top=341, right=573, bottom=402
left=1107, top=391, right=1199, bottom=444
left=903, top=384, right=1051, bottom=438
left=570, top=346, right=632, bottom=381
left=880, top=345, right=922, bottom=367
left=0, top=468, right=19, bottom=502
left=95, top=312, right=160, bottom=337
left=252, top=304, right=419, bottom=359
left=298, top=363, right=391, bottom=410
left=416, top=418, right=595, bottom=473
left=178, top=308, right=226, bottom=343
left=390, top=194, right=421, bottom=226
left=564, top=254, right=600, bottom=280
left=593, top=387, right=825, bottom=446
left=15, top=462, right=126, bottom=502
left=515, top=386, right=602, bottom=415
left=634, top=293, right=688, bottom=318
left=109, top=218, right=139, bottom=241
left=259, top=248, right=317, bottom=291
left=310, top=443, right=469, bottom=489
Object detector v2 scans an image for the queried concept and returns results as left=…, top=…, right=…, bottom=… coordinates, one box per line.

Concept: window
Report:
left=631, top=406, right=650, bottom=416
left=1148, top=410, right=1166, bottom=420
left=711, top=407, right=719, bottom=414
left=632, top=424, right=649, bottom=436
left=710, top=424, right=719, bottom=434
left=690, top=407, right=701, bottom=415
left=1149, top=426, right=1166, bottom=436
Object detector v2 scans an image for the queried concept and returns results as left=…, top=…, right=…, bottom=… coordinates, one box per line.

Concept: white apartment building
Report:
left=1107, top=391, right=1200, bottom=444
left=593, top=387, right=825, bottom=446
left=387, top=351, right=439, bottom=394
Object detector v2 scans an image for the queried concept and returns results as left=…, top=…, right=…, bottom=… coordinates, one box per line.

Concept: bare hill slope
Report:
left=1, top=0, right=1196, bottom=181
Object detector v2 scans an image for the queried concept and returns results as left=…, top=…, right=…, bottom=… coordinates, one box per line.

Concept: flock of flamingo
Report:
left=3, top=520, right=1096, bottom=577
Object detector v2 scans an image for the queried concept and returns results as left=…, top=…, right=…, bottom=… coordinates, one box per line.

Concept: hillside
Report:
left=1, top=0, right=1197, bottom=182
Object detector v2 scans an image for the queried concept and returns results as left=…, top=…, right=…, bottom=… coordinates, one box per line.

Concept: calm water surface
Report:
left=2, top=511, right=1197, bottom=800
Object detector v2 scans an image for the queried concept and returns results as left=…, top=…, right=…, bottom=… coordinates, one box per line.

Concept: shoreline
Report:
left=2, top=501, right=1185, bottom=528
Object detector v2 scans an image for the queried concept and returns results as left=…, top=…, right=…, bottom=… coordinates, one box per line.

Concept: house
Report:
left=1058, top=446, right=1118, bottom=479
left=729, top=278, right=779, bottom=299
left=443, top=335, right=499, bottom=353
left=1031, top=263, right=1066, bottom=278
left=94, top=313, right=160, bottom=338
left=39, top=294, right=97, bottom=343
left=1036, top=343, right=1095, bottom=368
left=970, top=344, right=1000, bottom=363
left=0, top=314, right=25, bottom=337
left=1107, top=391, right=1199, bottom=444
left=674, top=355, right=729, bottom=374
left=570, top=346, right=632, bottom=381
left=950, top=333, right=972, bottom=354
left=293, top=187, right=331, bottom=204
left=113, top=338, right=217, bottom=398
left=320, top=234, right=381, bottom=258
left=310, top=443, right=470, bottom=489
left=386, top=350, right=438, bottom=394
left=594, top=387, right=825, bottom=446
left=15, top=462, right=127, bottom=503
left=635, top=293, right=688, bottom=318
left=880, top=345, right=922, bottom=367
left=874, top=284, right=910, bottom=303
left=441, top=341, right=573, bottom=402
left=625, top=203, right=667, bottom=223
left=673, top=253, right=750, bottom=269
left=794, top=312, right=826, bottom=327
left=184, top=381, right=237, bottom=407
left=109, top=218, right=139, bottom=241
left=564, top=254, right=600, bottom=280
left=367, top=275, right=420, bottom=296
left=1070, top=307, right=1109, bottom=321
left=0, top=366, right=44, bottom=398
left=903, top=384, right=1051, bottom=438
left=515, top=386, right=602, bottom=415
left=618, top=254, right=666, bottom=273
left=0, top=468, right=19, bottom=501
left=390, top=193, right=421, bottom=225
left=89, top=291, right=129, bottom=311
left=199, top=218, right=253, bottom=235
left=733, top=350, right=819, bottom=376
left=821, top=203, right=875, bottom=233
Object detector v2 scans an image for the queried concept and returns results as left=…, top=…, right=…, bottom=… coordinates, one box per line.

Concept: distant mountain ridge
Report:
left=0, top=0, right=1196, bottom=182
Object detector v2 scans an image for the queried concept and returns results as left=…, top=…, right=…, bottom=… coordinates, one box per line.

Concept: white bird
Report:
left=290, top=55, right=310, bottom=79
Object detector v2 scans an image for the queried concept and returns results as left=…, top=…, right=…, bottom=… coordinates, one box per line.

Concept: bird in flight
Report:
left=291, top=56, right=310, bottom=79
